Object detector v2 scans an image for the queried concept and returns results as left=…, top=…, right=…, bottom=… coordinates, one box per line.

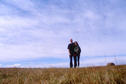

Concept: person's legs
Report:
left=76, top=56, right=78, bottom=67
left=74, top=56, right=77, bottom=68
left=78, top=55, right=80, bottom=67
left=69, top=55, right=73, bottom=68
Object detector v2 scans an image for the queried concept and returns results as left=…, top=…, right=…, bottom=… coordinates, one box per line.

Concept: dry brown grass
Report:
left=0, top=65, right=126, bottom=84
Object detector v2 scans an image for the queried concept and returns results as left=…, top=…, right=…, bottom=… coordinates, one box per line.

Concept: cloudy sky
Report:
left=0, top=0, right=126, bottom=68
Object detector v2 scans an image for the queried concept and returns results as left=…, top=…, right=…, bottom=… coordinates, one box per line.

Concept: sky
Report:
left=0, top=0, right=126, bottom=68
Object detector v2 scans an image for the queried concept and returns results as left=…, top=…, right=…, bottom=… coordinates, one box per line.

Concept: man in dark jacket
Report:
left=67, top=39, right=75, bottom=68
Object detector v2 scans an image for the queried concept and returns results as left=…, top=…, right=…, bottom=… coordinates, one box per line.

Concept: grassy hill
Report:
left=0, top=65, right=126, bottom=84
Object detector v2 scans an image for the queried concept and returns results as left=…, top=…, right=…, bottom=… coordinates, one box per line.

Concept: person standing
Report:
left=74, top=41, right=81, bottom=67
left=67, top=39, right=75, bottom=68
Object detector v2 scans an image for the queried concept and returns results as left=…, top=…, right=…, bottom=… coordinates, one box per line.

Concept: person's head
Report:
left=74, top=41, right=78, bottom=46
left=70, top=38, right=73, bottom=43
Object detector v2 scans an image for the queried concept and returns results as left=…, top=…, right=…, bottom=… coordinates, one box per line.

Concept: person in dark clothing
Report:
left=67, top=39, right=76, bottom=68
left=74, top=41, right=81, bottom=67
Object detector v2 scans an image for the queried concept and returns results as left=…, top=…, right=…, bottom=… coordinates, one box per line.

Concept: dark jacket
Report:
left=74, top=45, right=81, bottom=56
left=68, top=43, right=75, bottom=55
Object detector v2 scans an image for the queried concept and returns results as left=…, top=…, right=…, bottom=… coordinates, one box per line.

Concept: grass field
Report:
left=0, top=65, right=126, bottom=84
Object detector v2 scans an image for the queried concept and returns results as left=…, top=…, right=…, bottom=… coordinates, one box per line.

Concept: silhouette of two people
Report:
left=67, top=39, right=81, bottom=68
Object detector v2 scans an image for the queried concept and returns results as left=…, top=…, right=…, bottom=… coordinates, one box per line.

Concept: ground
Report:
left=0, top=65, right=126, bottom=84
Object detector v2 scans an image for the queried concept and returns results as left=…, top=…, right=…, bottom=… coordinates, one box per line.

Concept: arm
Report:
left=68, top=49, right=71, bottom=56
left=67, top=44, right=71, bottom=56
left=79, top=46, right=81, bottom=53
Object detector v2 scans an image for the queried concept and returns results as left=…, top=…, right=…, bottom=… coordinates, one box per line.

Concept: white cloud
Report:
left=0, top=16, right=38, bottom=29
left=0, top=43, right=68, bottom=62
left=5, top=64, right=21, bottom=68
left=80, top=55, right=126, bottom=67
left=0, top=64, right=2, bottom=67
left=80, top=41, right=126, bottom=57
left=19, top=62, right=68, bottom=68
left=84, top=10, right=100, bottom=20
left=5, top=0, right=36, bottom=12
